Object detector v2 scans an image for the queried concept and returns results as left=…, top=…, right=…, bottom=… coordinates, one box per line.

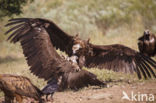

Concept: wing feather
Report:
left=6, top=22, right=61, bottom=80
left=141, top=58, right=156, bottom=78
left=142, top=55, right=156, bottom=68
left=133, top=59, right=141, bottom=79
left=139, top=59, right=151, bottom=78
left=5, top=20, right=25, bottom=27
left=136, top=59, right=147, bottom=79
left=5, top=23, right=25, bottom=34
left=6, top=18, right=74, bottom=56
left=85, top=44, right=156, bottom=79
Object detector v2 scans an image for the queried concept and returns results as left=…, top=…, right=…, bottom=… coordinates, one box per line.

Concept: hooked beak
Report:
left=72, top=44, right=81, bottom=54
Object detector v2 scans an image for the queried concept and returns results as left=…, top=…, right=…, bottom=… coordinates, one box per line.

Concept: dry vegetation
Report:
left=0, top=0, right=156, bottom=102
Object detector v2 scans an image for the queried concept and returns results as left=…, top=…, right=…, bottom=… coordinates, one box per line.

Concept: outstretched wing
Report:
left=5, top=18, right=74, bottom=56
left=5, top=19, right=64, bottom=80
left=85, top=44, right=156, bottom=79
left=5, top=19, right=105, bottom=89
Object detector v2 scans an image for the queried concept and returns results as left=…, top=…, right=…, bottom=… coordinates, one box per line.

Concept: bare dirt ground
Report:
left=0, top=80, right=156, bottom=103
left=53, top=80, right=156, bottom=103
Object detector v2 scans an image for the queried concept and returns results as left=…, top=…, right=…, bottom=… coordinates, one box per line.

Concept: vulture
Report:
left=5, top=18, right=106, bottom=91
left=138, top=30, right=156, bottom=57
left=5, top=18, right=156, bottom=80
left=0, top=74, right=43, bottom=103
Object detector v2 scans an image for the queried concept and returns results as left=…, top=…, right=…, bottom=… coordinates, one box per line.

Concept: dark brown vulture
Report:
left=5, top=18, right=106, bottom=91
left=138, top=30, right=156, bottom=57
left=5, top=18, right=156, bottom=80
left=0, top=74, right=43, bottom=103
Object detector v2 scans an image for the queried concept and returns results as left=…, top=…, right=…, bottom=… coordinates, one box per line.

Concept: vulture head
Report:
left=141, top=30, right=150, bottom=40
left=72, top=35, right=93, bottom=57
left=138, top=30, right=156, bottom=56
left=138, top=30, right=154, bottom=41
left=144, top=30, right=150, bottom=38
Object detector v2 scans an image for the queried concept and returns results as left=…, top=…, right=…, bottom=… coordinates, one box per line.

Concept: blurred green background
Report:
left=0, top=0, right=156, bottom=41
left=0, top=0, right=156, bottom=91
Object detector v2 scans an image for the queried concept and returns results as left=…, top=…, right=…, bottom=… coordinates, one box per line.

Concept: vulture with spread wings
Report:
left=5, top=18, right=156, bottom=79
left=5, top=18, right=105, bottom=91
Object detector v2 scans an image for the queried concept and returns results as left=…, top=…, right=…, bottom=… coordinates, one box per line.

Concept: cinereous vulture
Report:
left=5, top=18, right=156, bottom=79
left=138, top=30, right=156, bottom=57
left=5, top=18, right=106, bottom=92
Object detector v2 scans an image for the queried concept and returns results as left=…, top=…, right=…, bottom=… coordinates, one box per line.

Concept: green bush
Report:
left=0, top=0, right=33, bottom=18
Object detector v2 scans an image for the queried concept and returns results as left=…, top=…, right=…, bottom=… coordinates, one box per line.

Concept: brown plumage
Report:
left=72, top=36, right=156, bottom=79
left=138, top=30, right=156, bottom=57
left=0, top=74, right=43, bottom=103
left=5, top=18, right=156, bottom=80
left=5, top=18, right=106, bottom=91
